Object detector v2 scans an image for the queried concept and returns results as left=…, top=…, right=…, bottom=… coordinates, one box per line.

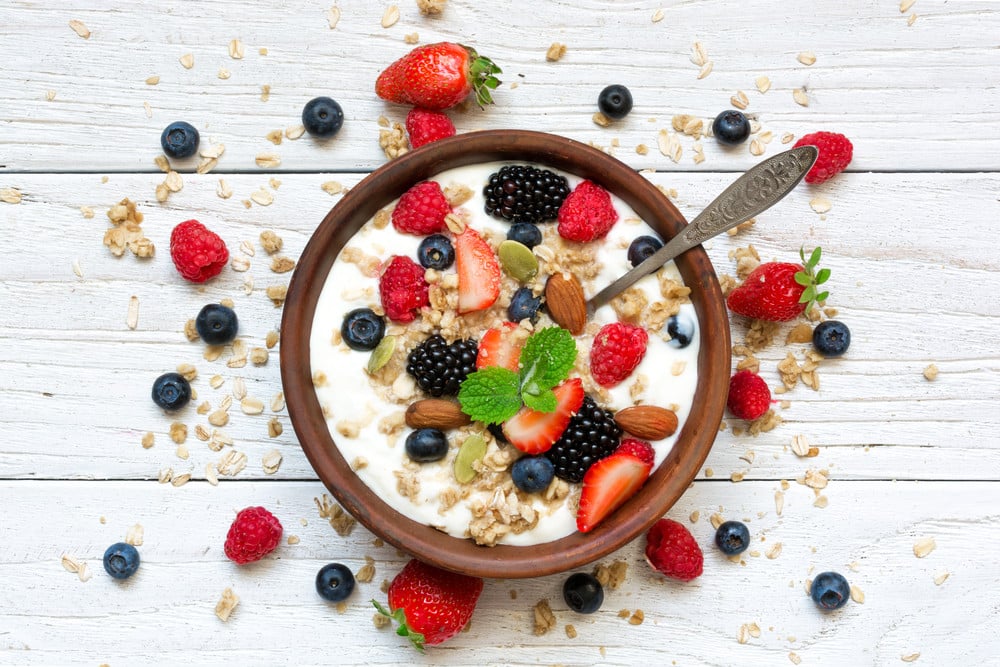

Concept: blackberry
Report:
left=406, top=335, right=478, bottom=397
left=545, top=396, right=621, bottom=483
left=483, top=165, right=570, bottom=224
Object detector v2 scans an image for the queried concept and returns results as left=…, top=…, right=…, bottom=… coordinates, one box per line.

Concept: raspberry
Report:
left=169, top=219, right=229, bottom=283
left=391, top=181, right=451, bottom=235
left=615, top=438, right=654, bottom=466
left=405, top=108, right=456, bottom=149
left=727, top=370, right=772, bottom=420
left=645, top=518, right=703, bottom=582
left=794, top=131, right=853, bottom=184
left=379, top=255, right=429, bottom=322
left=557, top=180, right=619, bottom=242
left=589, top=322, right=648, bottom=387
left=224, top=506, right=282, bottom=565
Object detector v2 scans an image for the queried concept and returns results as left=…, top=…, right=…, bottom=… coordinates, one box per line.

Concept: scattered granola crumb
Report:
left=901, top=653, right=920, bottom=663
left=913, top=536, right=936, bottom=558
left=315, top=494, right=357, bottom=536
left=372, top=613, right=391, bottom=629
left=126, top=296, right=140, bottom=330
left=169, top=422, right=187, bottom=444
left=810, top=197, right=832, bottom=214
left=813, top=495, right=828, bottom=508
left=755, top=76, right=771, bottom=94
left=266, top=284, right=288, bottom=307
left=379, top=122, right=410, bottom=159
left=228, top=38, right=244, bottom=59
left=907, top=12, right=918, bottom=25
left=322, top=180, right=344, bottom=196
left=793, top=88, right=809, bottom=107
left=628, top=610, right=644, bottom=625
left=933, top=572, right=950, bottom=586
left=381, top=5, right=400, bottom=28
left=565, top=624, right=577, bottom=639
left=797, top=51, right=817, bottom=66
left=404, top=33, right=419, bottom=44
left=179, top=53, right=194, bottom=69
left=125, top=524, right=144, bottom=546
left=546, top=43, right=567, bottom=62
left=533, top=599, right=557, bottom=635
left=850, top=584, right=865, bottom=603
left=923, top=364, right=939, bottom=381
left=789, top=652, right=802, bottom=665
left=260, top=85, right=271, bottom=102
left=416, top=0, right=446, bottom=15
left=592, top=112, right=611, bottom=128
left=327, top=6, right=342, bottom=28
left=356, top=556, right=376, bottom=583
left=900, top=0, right=916, bottom=11
left=69, top=20, right=91, bottom=39
left=215, top=588, right=240, bottom=622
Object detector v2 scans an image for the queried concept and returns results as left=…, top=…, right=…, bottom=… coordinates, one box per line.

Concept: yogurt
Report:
left=310, top=162, right=700, bottom=546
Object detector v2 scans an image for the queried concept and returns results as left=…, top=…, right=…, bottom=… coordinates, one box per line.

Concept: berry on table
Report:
left=379, top=255, right=429, bottom=323
left=510, top=455, right=555, bottom=493
left=169, top=219, right=229, bottom=283
left=375, top=41, right=502, bottom=110
left=405, top=428, right=449, bottom=462
left=316, top=563, right=356, bottom=602
left=712, top=110, right=751, bottom=146
left=726, top=247, right=830, bottom=322
left=405, top=107, right=456, bottom=149
left=341, top=308, right=386, bottom=351
left=392, top=181, right=452, bottom=235
left=103, top=542, right=140, bottom=580
left=727, top=370, right=771, bottom=420
left=627, top=235, right=663, bottom=267
left=508, top=287, right=542, bottom=324
left=545, top=395, right=621, bottom=483
left=557, top=180, right=619, bottom=242
left=810, top=571, right=850, bottom=611
left=666, top=312, right=695, bottom=348
left=483, top=165, right=570, bottom=224
left=645, top=518, right=703, bottom=582
left=417, top=234, right=455, bottom=270
left=813, top=320, right=851, bottom=357
left=506, top=223, right=543, bottom=248
left=302, top=96, right=344, bottom=138
left=590, top=322, right=648, bottom=388
left=793, top=132, right=853, bottom=184
left=195, top=303, right=239, bottom=345
left=714, top=520, right=751, bottom=555
left=151, top=372, right=192, bottom=411
left=160, top=121, right=200, bottom=158
left=406, top=335, right=478, bottom=397
left=597, top=84, right=633, bottom=120
left=224, top=506, right=283, bottom=565
left=563, top=572, right=604, bottom=613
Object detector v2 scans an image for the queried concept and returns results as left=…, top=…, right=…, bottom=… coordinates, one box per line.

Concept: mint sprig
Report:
left=457, top=326, right=577, bottom=424
left=795, top=246, right=831, bottom=314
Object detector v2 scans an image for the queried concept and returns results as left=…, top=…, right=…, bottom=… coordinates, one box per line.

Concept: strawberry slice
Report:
left=455, top=227, right=500, bottom=314
left=503, top=378, right=584, bottom=455
left=576, top=452, right=653, bottom=533
left=476, top=322, right=523, bottom=372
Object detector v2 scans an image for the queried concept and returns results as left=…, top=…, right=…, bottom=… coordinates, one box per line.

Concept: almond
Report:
left=614, top=405, right=678, bottom=440
left=405, top=399, right=471, bottom=430
left=545, top=273, right=587, bottom=335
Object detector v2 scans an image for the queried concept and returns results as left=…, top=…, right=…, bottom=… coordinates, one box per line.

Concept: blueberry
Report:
left=417, top=234, right=455, bottom=270
left=813, top=320, right=850, bottom=357
left=507, top=223, right=543, bottom=249
left=509, top=287, right=542, bottom=323
left=714, top=520, right=751, bottom=556
left=562, top=572, right=604, bottom=614
left=666, top=312, right=695, bottom=349
left=152, top=372, right=192, bottom=411
left=405, top=428, right=449, bottom=462
left=315, top=562, right=355, bottom=602
left=810, top=571, right=850, bottom=611
left=302, top=96, right=344, bottom=138
left=712, top=110, right=751, bottom=146
left=340, top=308, right=385, bottom=351
left=195, top=304, right=239, bottom=345
left=160, top=121, right=200, bottom=159
left=103, top=542, right=140, bottom=580
left=597, top=84, right=633, bottom=120
left=511, top=456, right=555, bottom=494
left=627, top=235, right=663, bottom=267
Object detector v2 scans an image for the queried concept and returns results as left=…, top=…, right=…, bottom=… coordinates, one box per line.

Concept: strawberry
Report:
left=406, top=108, right=456, bottom=149
left=374, top=558, right=483, bottom=650
left=726, top=246, right=830, bottom=322
left=645, top=518, right=703, bottom=581
left=615, top=438, right=655, bottom=466
left=793, top=131, right=853, bottom=184
left=379, top=255, right=429, bottom=322
left=576, top=450, right=653, bottom=533
left=392, top=181, right=451, bottom=235
left=503, top=378, right=584, bottom=455
left=476, top=322, right=523, bottom=372
left=589, top=322, right=648, bottom=387
left=375, top=42, right=502, bottom=111
left=454, top=226, right=500, bottom=314
left=557, top=180, right=619, bottom=242
left=727, top=370, right=772, bottom=420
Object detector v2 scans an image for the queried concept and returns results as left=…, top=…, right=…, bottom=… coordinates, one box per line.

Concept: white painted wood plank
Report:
left=0, top=480, right=994, bottom=665
left=2, top=1, right=999, bottom=173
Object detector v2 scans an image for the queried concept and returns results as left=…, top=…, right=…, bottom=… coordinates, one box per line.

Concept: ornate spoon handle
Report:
left=586, top=145, right=818, bottom=316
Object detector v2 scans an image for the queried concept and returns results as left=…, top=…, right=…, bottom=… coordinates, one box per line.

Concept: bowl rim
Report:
left=281, top=129, right=730, bottom=579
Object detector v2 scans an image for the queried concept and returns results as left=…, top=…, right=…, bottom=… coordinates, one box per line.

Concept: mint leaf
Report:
left=519, top=327, right=577, bottom=394
left=457, top=367, right=521, bottom=424
left=522, top=388, right=557, bottom=413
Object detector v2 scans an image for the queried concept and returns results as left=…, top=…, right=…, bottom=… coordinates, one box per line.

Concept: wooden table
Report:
left=2, top=2, right=998, bottom=664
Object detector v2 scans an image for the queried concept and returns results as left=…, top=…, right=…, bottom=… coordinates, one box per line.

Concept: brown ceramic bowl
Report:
left=281, top=130, right=729, bottom=579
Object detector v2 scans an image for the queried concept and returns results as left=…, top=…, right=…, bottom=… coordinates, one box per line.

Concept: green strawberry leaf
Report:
left=795, top=246, right=831, bottom=313
left=373, top=599, right=427, bottom=652
left=816, top=268, right=831, bottom=285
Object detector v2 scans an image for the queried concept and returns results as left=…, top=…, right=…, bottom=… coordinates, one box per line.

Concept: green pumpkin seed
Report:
left=366, top=335, right=396, bottom=374
left=454, top=434, right=487, bottom=484
left=498, top=240, right=539, bottom=283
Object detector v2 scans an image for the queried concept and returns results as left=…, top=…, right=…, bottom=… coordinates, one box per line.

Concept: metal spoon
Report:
left=585, top=144, right=819, bottom=317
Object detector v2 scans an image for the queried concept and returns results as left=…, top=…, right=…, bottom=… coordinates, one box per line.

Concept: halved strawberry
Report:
left=454, top=227, right=500, bottom=314
left=476, top=322, right=523, bottom=372
left=576, top=452, right=652, bottom=533
left=502, top=378, right=584, bottom=455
